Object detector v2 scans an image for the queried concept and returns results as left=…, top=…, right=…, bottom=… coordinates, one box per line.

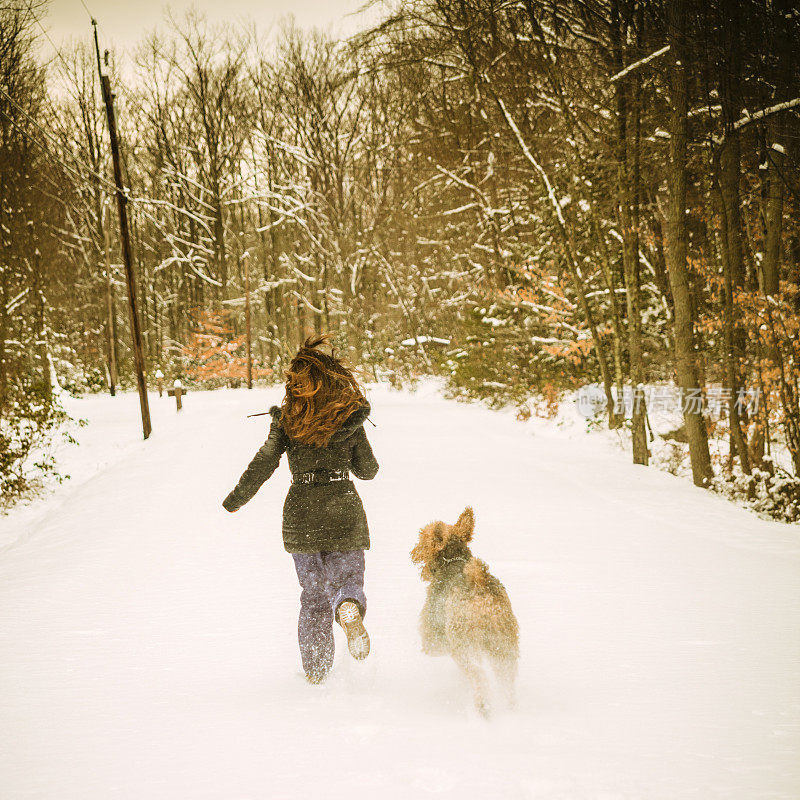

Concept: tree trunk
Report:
left=762, top=121, right=785, bottom=296
left=591, top=213, right=625, bottom=427
left=625, top=63, right=648, bottom=465
left=716, top=1, right=751, bottom=475
left=762, top=0, right=795, bottom=295
left=665, top=0, right=713, bottom=487
left=718, top=137, right=746, bottom=290
left=716, top=83, right=752, bottom=476
left=612, top=0, right=648, bottom=464
left=31, top=250, right=51, bottom=395
left=212, top=173, right=227, bottom=297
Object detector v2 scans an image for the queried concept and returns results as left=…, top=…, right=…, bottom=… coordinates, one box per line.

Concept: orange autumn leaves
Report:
left=181, top=309, right=272, bottom=387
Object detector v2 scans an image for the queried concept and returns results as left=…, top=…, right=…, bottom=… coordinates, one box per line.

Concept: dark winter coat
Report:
left=222, top=404, right=378, bottom=553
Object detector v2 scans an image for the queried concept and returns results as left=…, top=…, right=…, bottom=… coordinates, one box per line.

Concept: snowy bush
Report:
left=444, top=302, right=587, bottom=410
left=652, top=440, right=690, bottom=477
left=0, top=378, right=70, bottom=506
left=59, top=366, right=107, bottom=396
left=713, top=464, right=800, bottom=523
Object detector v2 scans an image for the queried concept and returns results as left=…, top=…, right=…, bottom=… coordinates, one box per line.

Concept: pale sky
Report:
left=45, top=0, right=379, bottom=53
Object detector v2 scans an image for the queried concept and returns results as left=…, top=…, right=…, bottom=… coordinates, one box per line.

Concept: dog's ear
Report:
left=453, top=506, right=474, bottom=542
left=432, top=521, right=446, bottom=544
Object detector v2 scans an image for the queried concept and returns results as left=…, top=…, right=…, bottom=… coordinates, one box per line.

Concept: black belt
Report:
left=292, top=469, right=350, bottom=485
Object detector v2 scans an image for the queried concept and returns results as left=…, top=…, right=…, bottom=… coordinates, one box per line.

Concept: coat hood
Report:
left=269, top=402, right=371, bottom=444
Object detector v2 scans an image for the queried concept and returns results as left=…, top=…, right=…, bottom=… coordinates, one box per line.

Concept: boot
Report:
left=337, top=600, right=370, bottom=660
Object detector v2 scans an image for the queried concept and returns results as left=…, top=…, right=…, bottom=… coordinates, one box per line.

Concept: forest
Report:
left=1, top=0, right=799, bottom=518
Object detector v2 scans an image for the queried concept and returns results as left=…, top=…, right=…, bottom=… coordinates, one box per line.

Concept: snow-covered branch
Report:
left=290, top=290, right=324, bottom=315
left=609, top=45, right=670, bottom=84
left=492, top=93, right=567, bottom=228
left=435, top=165, right=491, bottom=208
left=187, top=261, right=223, bottom=288
left=732, top=98, right=800, bottom=131
left=5, top=288, right=30, bottom=314
left=713, top=98, right=800, bottom=144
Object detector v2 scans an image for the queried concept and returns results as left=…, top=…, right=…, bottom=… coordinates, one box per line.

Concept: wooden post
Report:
left=94, top=22, right=152, bottom=439
left=155, top=369, right=164, bottom=397
left=244, top=251, right=253, bottom=389
left=103, top=200, right=118, bottom=397
left=167, top=379, right=186, bottom=411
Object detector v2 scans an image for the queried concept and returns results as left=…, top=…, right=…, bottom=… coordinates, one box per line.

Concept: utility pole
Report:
left=244, top=251, right=253, bottom=389
left=93, top=21, right=151, bottom=439
left=103, top=200, right=118, bottom=397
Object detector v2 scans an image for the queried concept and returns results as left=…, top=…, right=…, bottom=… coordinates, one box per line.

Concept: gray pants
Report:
left=291, top=550, right=366, bottom=678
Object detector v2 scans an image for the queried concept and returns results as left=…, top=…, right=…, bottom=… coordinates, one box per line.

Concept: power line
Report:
left=32, top=16, right=84, bottom=107
left=0, top=104, right=109, bottom=198
left=78, top=0, right=95, bottom=24
left=0, top=82, right=119, bottom=195
left=34, top=19, right=73, bottom=74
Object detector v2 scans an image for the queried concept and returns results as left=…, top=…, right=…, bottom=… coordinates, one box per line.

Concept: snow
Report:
left=609, top=45, right=671, bottom=84
left=1, top=384, right=800, bottom=799
left=713, top=98, right=800, bottom=146
left=399, top=336, right=450, bottom=346
left=732, top=99, right=800, bottom=131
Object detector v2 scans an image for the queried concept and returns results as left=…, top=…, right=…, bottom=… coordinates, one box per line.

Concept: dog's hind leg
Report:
left=452, top=648, right=490, bottom=717
left=419, top=609, right=447, bottom=656
left=492, top=655, right=518, bottom=710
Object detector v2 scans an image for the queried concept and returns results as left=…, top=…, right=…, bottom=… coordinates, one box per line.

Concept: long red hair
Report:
left=280, top=334, right=367, bottom=447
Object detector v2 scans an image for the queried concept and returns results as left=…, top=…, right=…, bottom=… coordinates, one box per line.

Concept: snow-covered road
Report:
left=1, top=384, right=799, bottom=799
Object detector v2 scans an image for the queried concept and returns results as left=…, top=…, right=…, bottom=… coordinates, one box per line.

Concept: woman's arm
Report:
left=350, top=427, right=379, bottom=480
left=223, top=419, right=287, bottom=511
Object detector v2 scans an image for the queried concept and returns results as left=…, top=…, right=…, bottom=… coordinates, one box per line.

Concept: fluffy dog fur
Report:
left=411, top=507, right=519, bottom=715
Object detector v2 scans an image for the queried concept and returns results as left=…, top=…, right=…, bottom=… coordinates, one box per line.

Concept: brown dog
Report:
left=411, top=507, right=519, bottom=715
